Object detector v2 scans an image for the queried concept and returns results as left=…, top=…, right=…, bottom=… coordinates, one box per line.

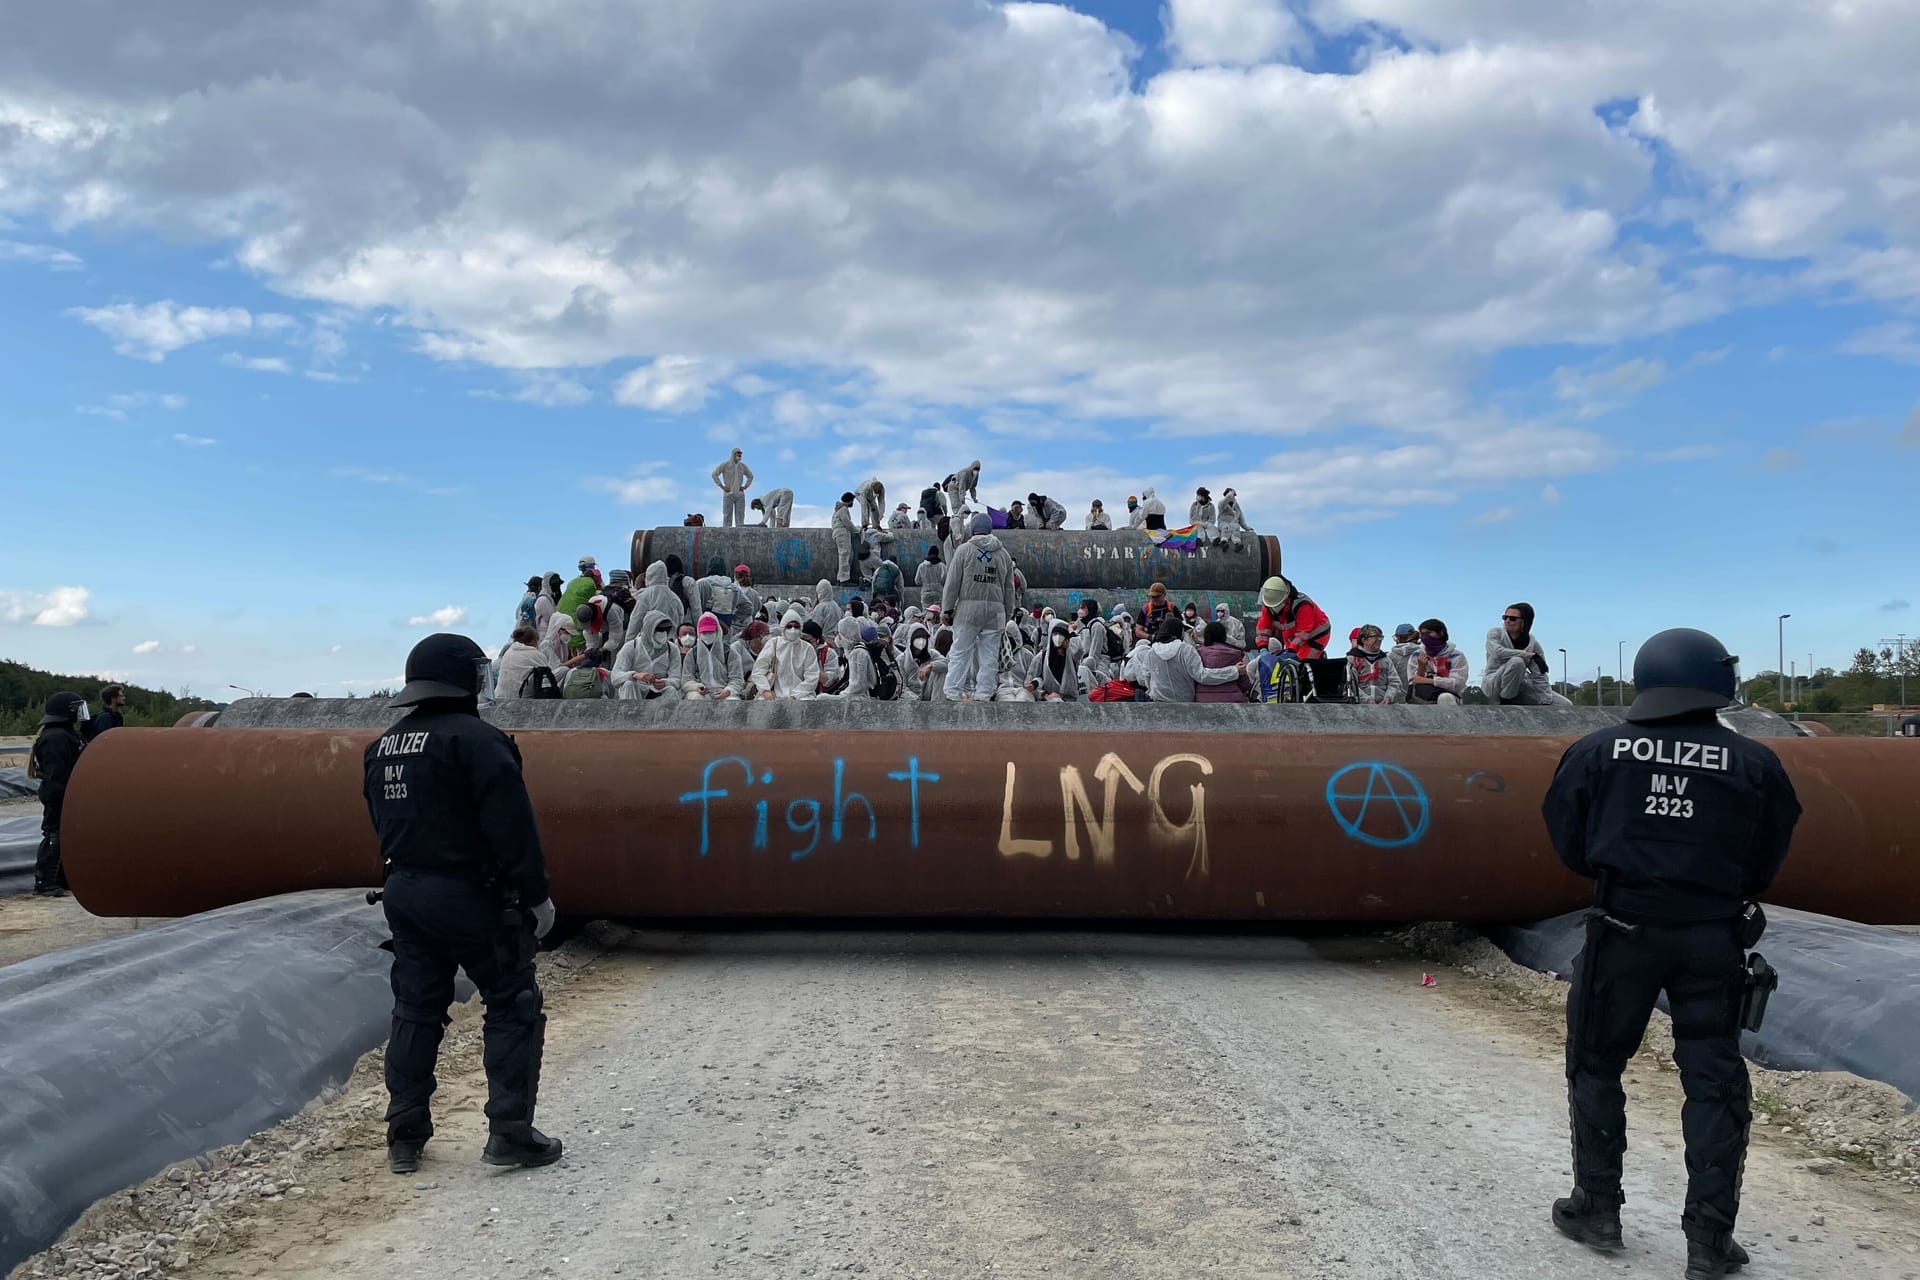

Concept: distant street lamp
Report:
left=1777, top=614, right=1790, bottom=708
left=1558, top=647, right=1568, bottom=697
left=227, top=684, right=260, bottom=699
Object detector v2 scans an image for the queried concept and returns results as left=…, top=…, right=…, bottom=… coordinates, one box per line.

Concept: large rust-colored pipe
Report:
left=61, top=729, right=1920, bottom=923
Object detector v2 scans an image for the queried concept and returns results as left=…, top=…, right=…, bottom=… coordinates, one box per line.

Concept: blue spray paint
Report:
left=679, top=754, right=941, bottom=860
left=677, top=756, right=754, bottom=856
left=884, top=757, right=941, bottom=848
left=1325, top=762, right=1430, bottom=849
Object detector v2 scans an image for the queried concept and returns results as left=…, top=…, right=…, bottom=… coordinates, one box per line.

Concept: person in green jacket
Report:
left=555, top=555, right=601, bottom=621
left=870, top=555, right=903, bottom=607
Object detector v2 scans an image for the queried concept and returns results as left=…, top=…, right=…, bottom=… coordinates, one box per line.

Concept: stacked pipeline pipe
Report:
left=633, top=527, right=1284, bottom=618
left=62, top=701, right=1920, bottom=924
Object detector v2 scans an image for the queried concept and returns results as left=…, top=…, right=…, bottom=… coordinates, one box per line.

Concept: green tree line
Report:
left=0, top=660, right=219, bottom=737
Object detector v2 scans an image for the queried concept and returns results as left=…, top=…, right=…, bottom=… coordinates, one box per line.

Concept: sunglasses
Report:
left=1502, top=615, right=1523, bottom=622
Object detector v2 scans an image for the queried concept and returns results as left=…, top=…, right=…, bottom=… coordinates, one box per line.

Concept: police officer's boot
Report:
left=387, top=1137, right=427, bottom=1175
left=1683, top=1238, right=1749, bottom=1278
left=1552, top=1189, right=1623, bottom=1253
left=482, top=1124, right=564, bottom=1169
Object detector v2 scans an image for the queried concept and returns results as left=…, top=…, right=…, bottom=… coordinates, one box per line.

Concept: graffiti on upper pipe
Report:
left=678, top=755, right=942, bottom=861
left=1325, top=762, right=1431, bottom=849
left=999, top=752, right=1215, bottom=881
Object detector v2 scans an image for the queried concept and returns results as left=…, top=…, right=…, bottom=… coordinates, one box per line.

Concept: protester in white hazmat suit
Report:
left=631, top=561, right=684, bottom=628
left=954, top=459, right=982, bottom=507
left=1216, top=487, right=1249, bottom=548
left=711, top=448, right=754, bottom=527
left=1029, top=619, right=1082, bottom=701
left=1481, top=602, right=1567, bottom=706
left=674, top=613, right=747, bottom=699
left=1138, top=486, right=1167, bottom=531
left=940, top=512, right=1017, bottom=701
left=830, top=493, right=858, bottom=584
left=753, top=608, right=821, bottom=700
left=612, top=610, right=677, bottom=699
left=808, top=579, right=842, bottom=636
left=855, top=478, right=886, bottom=531
left=915, top=543, right=946, bottom=607
left=1189, top=488, right=1217, bottom=542
left=752, top=488, right=794, bottom=528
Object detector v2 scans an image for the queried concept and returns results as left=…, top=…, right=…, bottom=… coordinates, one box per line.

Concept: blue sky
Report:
left=2, top=0, right=1916, bottom=697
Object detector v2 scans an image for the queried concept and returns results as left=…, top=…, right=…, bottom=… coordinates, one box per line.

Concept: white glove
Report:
left=530, top=898, right=557, bottom=940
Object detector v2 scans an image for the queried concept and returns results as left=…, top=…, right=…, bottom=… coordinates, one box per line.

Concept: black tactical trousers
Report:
left=382, top=870, right=545, bottom=1143
left=34, top=823, right=67, bottom=891
left=1566, top=917, right=1750, bottom=1248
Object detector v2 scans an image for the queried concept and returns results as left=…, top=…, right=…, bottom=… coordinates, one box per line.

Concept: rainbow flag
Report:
left=1148, top=524, right=1204, bottom=553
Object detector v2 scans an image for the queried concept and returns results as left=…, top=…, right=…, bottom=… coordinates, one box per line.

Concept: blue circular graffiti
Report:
left=1325, top=762, right=1431, bottom=849
left=773, top=538, right=811, bottom=580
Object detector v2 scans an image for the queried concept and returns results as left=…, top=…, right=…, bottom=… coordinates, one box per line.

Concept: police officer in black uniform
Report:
left=29, top=692, right=88, bottom=896
left=363, top=633, right=563, bottom=1174
left=1543, top=628, right=1802, bottom=1278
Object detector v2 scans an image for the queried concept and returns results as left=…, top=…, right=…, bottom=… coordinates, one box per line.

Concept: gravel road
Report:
left=69, top=928, right=1920, bottom=1280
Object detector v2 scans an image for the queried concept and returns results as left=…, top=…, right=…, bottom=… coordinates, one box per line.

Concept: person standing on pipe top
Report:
left=1541, top=628, right=1801, bottom=1279
left=711, top=447, right=754, bottom=528
left=364, top=633, right=563, bottom=1176
left=28, top=691, right=87, bottom=896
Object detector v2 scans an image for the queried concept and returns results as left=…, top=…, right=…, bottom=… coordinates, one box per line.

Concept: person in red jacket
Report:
left=1254, top=576, right=1330, bottom=659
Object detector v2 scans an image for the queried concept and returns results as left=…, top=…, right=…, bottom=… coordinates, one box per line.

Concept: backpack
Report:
left=871, top=653, right=901, bottom=701
left=1103, top=624, right=1126, bottom=663
left=516, top=593, right=538, bottom=631
left=708, top=580, right=738, bottom=623
left=1089, top=679, right=1138, bottom=703
left=561, top=666, right=602, bottom=700
left=520, top=666, right=563, bottom=700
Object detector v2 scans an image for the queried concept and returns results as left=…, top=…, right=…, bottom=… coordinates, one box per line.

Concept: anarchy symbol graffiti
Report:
left=1325, top=762, right=1431, bottom=849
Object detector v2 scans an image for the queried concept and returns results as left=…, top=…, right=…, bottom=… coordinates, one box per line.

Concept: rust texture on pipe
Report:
left=61, top=729, right=1920, bottom=924
left=632, top=527, right=1282, bottom=595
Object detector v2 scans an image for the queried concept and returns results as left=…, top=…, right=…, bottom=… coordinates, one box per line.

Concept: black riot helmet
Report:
left=40, top=691, right=87, bottom=726
left=1628, top=628, right=1740, bottom=723
left=391, top=633, right=489, bottom=708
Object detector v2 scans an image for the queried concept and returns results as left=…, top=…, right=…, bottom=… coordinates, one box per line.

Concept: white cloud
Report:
left=1760, top=447, right=1802, bottom=471
left=0, top=239, right=82, bottom=268
left=110, top=391, right=188, bottom=410
left=1646, top=444, right=1722, bottom=463
left=1469, top=506, right=1517, bottom=525
left=614, top=357, right=717, bottom=413
left=1551, top=357, right=1668, bottom=415
left=473, top=372, right=592, bottom=407
left=67, top=301, right=255, bottom=361
left=5, top=0, right=1919, bottom=492
left=329, top=643, right=344, bottom=654
left=1767, top=345, right=1789, bottom=362
left=406, top=605, right=469, bottom=627
left=305, top=369, right=360, bottom=383
left=1165, top=0, right=1302, bottom=66
left=0, top=585, right=93, bottom=627
left=132, top=639, right=161, bottom=653
left=589, top=463, right=679, bottom=507
left=171, top=432, right=217, bottom=446
left=182, top=644, right=198, bottom=654
left=1541, top=483, right=1561, bottom=504
left=220, top=353, right=292, bottom=373
left=1839, top=322, right=1920, bottom=365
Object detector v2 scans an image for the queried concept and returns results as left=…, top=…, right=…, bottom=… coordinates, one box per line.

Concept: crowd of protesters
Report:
left=494, top=447, right=1567, bottom=708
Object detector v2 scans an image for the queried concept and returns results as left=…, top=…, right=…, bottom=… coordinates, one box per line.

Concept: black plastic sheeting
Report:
left=0, top=890, right=463, bottom=1274
left=1491, top=908, right=1920, bottom=1108
left=0, top=766, right=38, bottom=799
left=0, top=814, right=41, bottom=895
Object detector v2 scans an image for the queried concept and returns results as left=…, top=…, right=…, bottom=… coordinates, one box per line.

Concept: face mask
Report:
left=784, top=626, right=802, bottom=638
left=1052, top=633, right=1068, bottom=648
left=913, top=639, right=928, bottom=655
left=1421, top=635, right=1445, bottom=655
left=679, top=635, right=695, bottom=649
